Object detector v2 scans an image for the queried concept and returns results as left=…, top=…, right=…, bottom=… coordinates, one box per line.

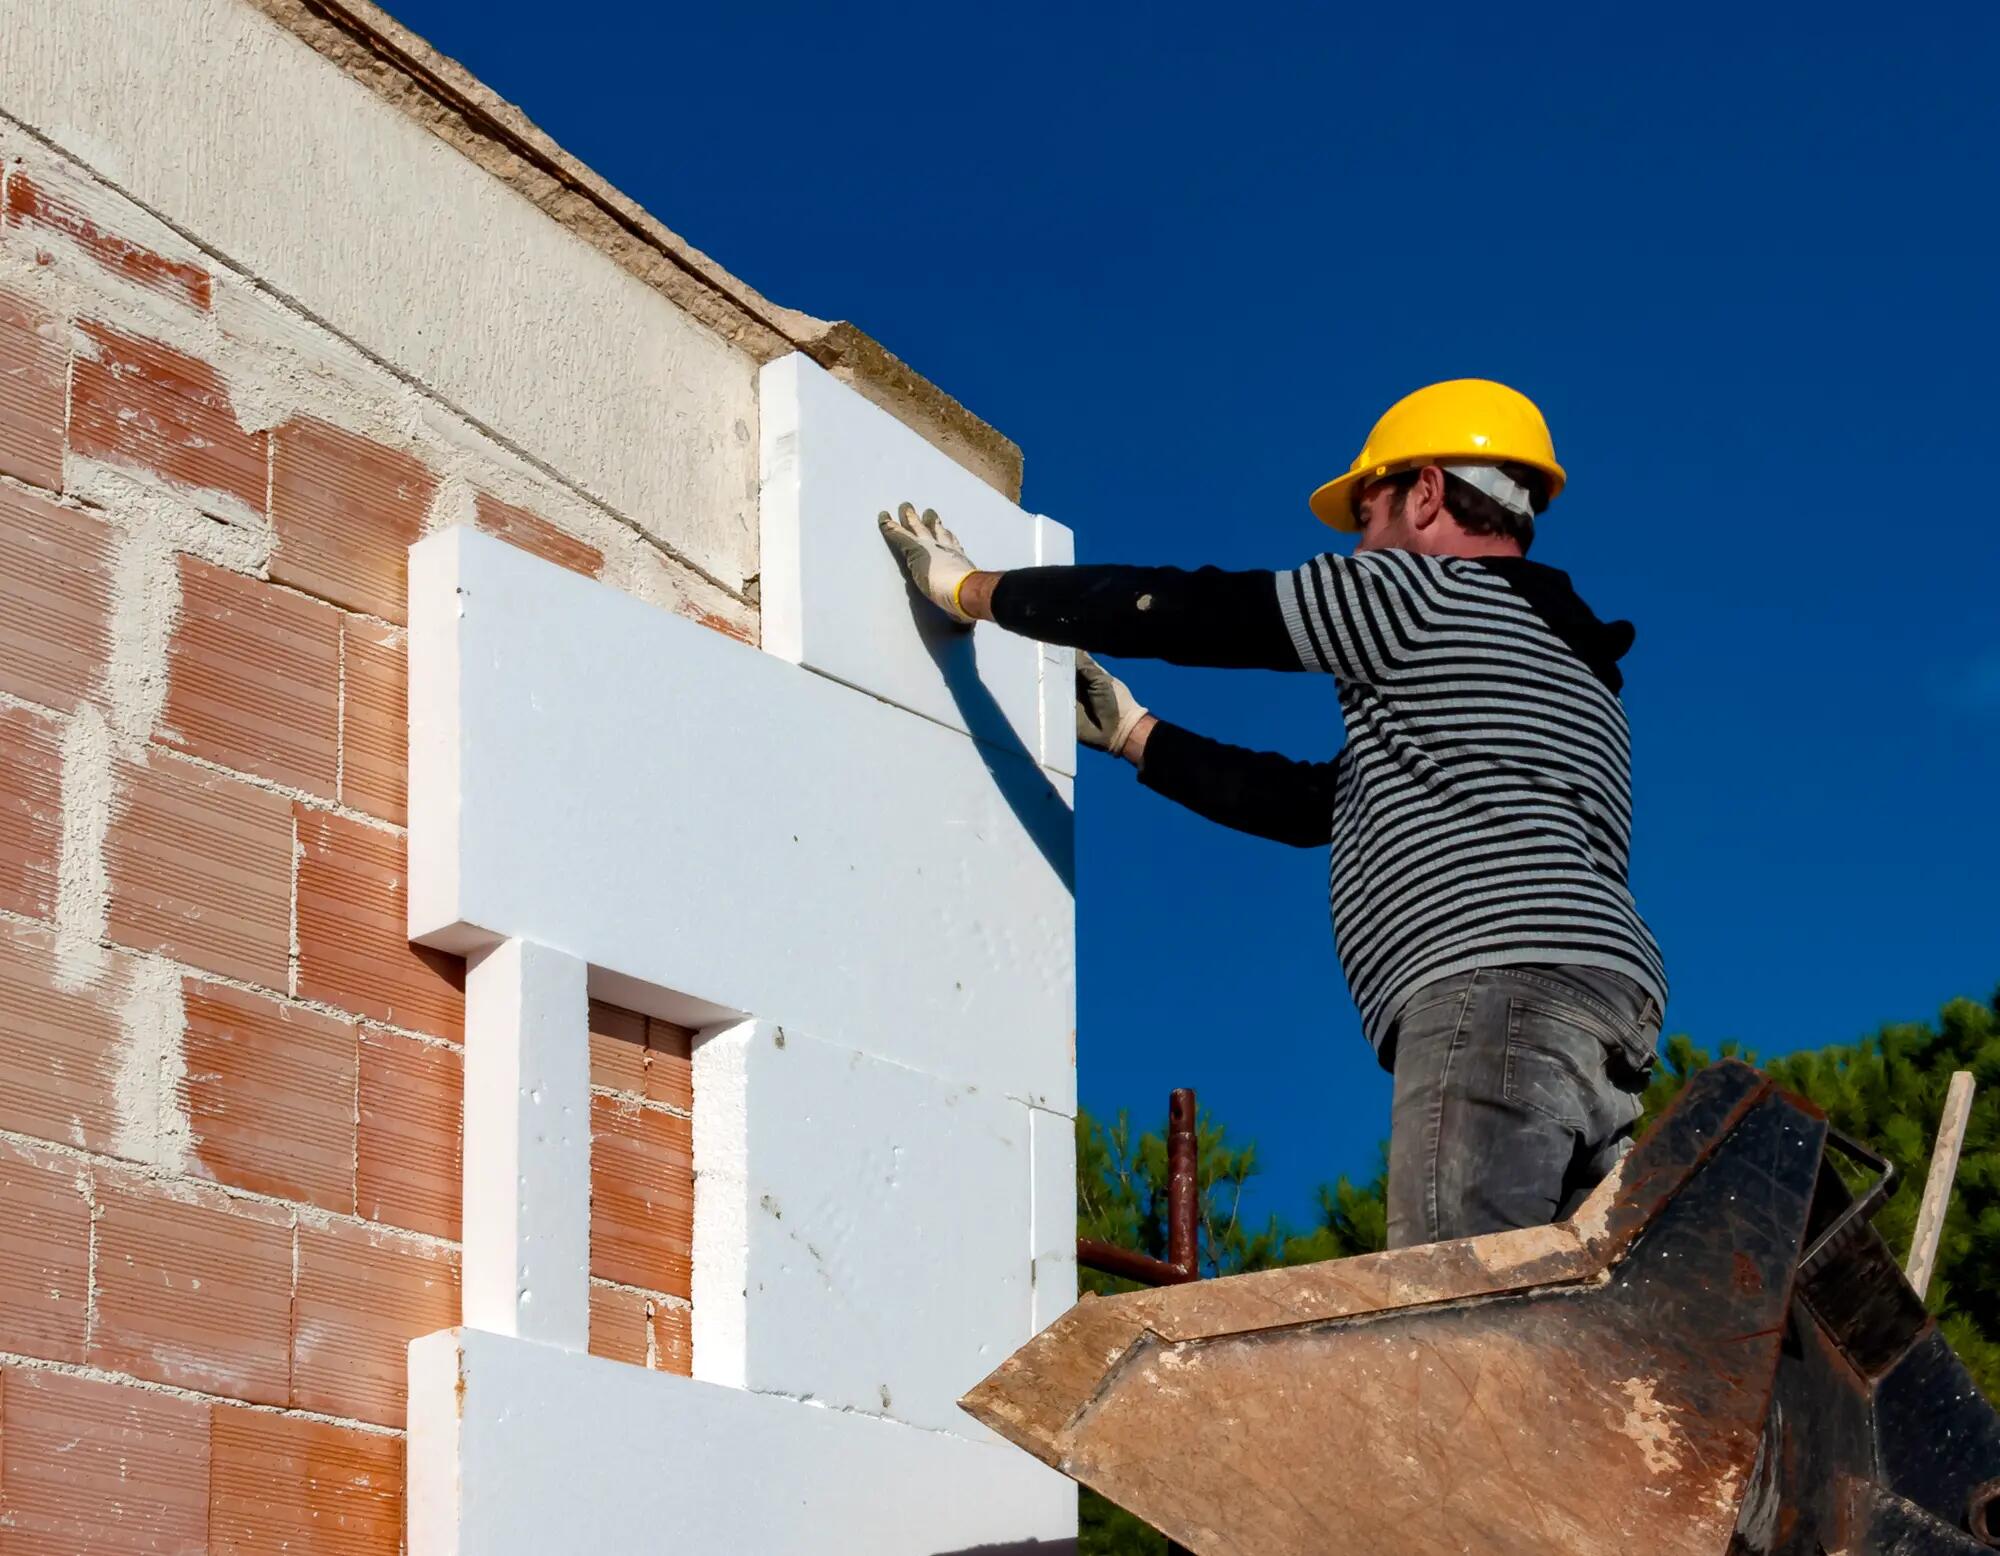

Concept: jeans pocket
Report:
left=1502, top=1000, right=1598, bottom=1130
left=1608, top=1002, right=1663, bottom=1082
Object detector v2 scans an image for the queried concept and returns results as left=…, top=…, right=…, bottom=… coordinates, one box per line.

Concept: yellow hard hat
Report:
left=1309, top=379, right=1567, bottom=532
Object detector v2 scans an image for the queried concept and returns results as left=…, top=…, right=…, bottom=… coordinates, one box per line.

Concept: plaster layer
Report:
left=237, top=0, right=1025, bottom=501
left=0, top=124, right=753, bottom=638
left=409, top=1327, right=1076, bottom=1555
left=1, top=0, right=762, bottom=590
left=408, top=527, right=1076, bottom=1113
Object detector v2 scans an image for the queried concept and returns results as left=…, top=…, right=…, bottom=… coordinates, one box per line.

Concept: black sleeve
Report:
left=1135, top=720, right=1337, bottom=848
left=988, top=564, right=1299, bottom=671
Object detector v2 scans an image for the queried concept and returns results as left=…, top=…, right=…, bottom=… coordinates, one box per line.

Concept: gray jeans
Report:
left=1383, top=964, right=1662, bottom=1250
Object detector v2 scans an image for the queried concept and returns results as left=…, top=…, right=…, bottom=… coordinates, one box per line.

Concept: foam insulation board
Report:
left=761, top=354, right=1077, bottom=774
left=461, top=939, right=590, bottom=1349
left=1030, top=1105, right=1080, bottom=1333
left=1036, top=515, right=1079, bottom=777
left=689, top=1020, right=1033, bottom=1442
left=408, top=1328, right=1076, bottom=1555
left=408, top=525, right=1076, bottom=1113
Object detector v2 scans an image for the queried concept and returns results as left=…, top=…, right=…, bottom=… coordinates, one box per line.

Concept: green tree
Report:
left=1075, top=1105, right=1287, bottom=1293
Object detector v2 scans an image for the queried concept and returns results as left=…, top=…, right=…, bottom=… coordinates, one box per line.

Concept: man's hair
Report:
left=1383, top=462, right=1547, bottom=552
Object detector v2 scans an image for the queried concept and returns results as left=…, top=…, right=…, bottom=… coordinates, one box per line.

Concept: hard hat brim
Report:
left=1308, top=470, right=1371, bottom=533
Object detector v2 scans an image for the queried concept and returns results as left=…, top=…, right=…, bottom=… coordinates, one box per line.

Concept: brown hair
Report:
left=1383, top=462, right=1547, bottom=552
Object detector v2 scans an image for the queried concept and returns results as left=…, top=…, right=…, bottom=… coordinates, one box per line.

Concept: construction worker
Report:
left=881, top=379, right=1667, bottom=1250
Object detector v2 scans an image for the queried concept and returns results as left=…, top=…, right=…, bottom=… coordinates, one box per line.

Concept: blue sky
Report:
left=388, top=0, right=2000, bottom=1226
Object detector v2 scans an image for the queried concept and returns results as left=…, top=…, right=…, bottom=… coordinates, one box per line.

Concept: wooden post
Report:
left=1906, top=1070, right=1976, bottom=1303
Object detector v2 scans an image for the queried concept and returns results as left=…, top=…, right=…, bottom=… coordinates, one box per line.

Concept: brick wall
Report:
left=0, top=136, right=721, bottom=1551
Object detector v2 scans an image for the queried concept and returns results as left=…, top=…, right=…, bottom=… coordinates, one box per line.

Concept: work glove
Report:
left=878, top=502, right=978, bottom=626
left=1075, top=651, right=1149, bottom=757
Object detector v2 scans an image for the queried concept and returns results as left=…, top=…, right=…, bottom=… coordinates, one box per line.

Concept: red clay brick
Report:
left=0, top=287, right=65, bottom=490
left=0, top=484, right=114, bottom=713
left=339, top=617, right=405, bottom=824
left=295, top=807, right=463, bottom=1040
left=91, top=1172, right=294, bottom=1405
left=5, top=172, right=212, bottom=311
left=71, top=321, right=264, bottom=515
left=357, top=1028, right=461, bottom=1240
left=162, top=556, right=340, bottom=796
left=588, top=1279, right=647, bottom=1366
left=655, top=1295, right=692, bottom=1376
left=590, top=1094, right=693, bottom=1298
left=293, top=1218, right=459, bottom=1429
left=0, top=700, right=61, bottom=920
left=474, top=491, right=603, bottom=578
left=0, top=1137, right=90, bottom=1363
left=648, top=1017, right=694, bottom=1113
left=691, top=608, right=756, bottom=645
left=270, top=419, right=435, bottom=622
left=587, top=999, right=648, bottom=1095
left=587, top=1002, right=693, bottom=1111
left=0, top=1367, right=209, bottom=1555
left=0, top=920, right=123, bottom=1151
left=587, top=1283, right=692, bottom=1375
left=183, top=979, right=356, bottom=1213
left=105, top=751, right=292, bottom=988
left=209, top=1405, right=403, bottom=1555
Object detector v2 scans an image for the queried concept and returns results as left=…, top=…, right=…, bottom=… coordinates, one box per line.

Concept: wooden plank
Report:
left=1905, top=1070, right=1976, bottom=1302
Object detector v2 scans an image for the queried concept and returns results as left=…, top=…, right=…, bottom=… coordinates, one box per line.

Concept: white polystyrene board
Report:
left=461, top=939, right=589, bottom=1349
left=407, top=1328, right=1077, bottom=1556
left=1035, top=515, right=1078, bottom=778
left=1029, top=1106, right=1079, bottom=1334
left=408, top=527, right=1076, bottom=1113
left=732, top=1023, right=1032, bottom=1440
left=761, top=354, right=1075, bottom=771
left=688, top=1020, right=755, bottom=1392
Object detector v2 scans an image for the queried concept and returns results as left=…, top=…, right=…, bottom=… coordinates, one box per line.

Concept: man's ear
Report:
left=1408, top=465, right=1448, bottom=530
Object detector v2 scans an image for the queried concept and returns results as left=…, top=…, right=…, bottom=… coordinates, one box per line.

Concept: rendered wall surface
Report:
left=0, top=0, right=764, bottom=591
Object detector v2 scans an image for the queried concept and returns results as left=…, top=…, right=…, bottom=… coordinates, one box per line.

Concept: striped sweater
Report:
left=990, top=550, right=1668, bottom=1054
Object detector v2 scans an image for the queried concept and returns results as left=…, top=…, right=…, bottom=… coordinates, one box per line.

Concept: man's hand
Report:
left=879, top=502, right=978, bottom=626
left=1076, top=651, right=1152, bottom=761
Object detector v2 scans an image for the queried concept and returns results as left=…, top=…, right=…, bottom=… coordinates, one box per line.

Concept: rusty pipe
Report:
left=1076, top=1089, right=1202, bottom=1287
left=1167, top=1088, right=1198, bottom=1278
left=1075, top=1239, right=1198, bottom=1287
left=1071, top=1089, right=1202, bottom=1556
